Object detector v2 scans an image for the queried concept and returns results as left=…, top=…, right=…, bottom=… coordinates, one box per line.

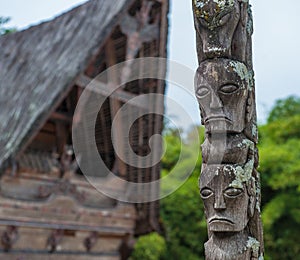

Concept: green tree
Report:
left=267, top=95, right=300, bottom=123
left=161, top=128, right=182, bottom=170
left=0, top=17, right=16, bottom=35
left=160, top=126, right=207, bottom=259
left=259, top=96, right=300, bottom=259
left=130, top=233, right=166, bottom=260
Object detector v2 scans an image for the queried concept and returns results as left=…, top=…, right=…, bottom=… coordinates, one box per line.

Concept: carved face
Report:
left=200, top=164, right=251, bottom=232
left=195, top=59, right=250, bottom=133
left=193, top=0, right=241, bottom=59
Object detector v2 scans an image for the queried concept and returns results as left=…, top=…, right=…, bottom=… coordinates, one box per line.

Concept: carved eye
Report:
left=219, top=13, right=231, bottom=26
left=200, top=188, right=213, bottom=199
left=197, top=86, right=210, bottom=98
left=219, top=84, right=239, bottom=94
left=224, top=187, right=243, bottom=198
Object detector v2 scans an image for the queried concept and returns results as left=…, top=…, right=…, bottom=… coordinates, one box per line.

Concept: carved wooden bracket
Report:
left=192, top=1, right=263, bottom=259
left=83, top=231, right=98, bottom=252
left=46, top=229, right=64, bottom=253
left=37, top=179, right=86, bottom=203
left=120, top=0, right=160, bottom=83
left=120, top=0, right=159, bottom=59
left=1, top=226, right=18, bottom=252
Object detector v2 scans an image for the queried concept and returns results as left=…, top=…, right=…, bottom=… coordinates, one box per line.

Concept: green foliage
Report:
left=161, top=128, right=182, bottom=170
left=267, top=96, right=300, bottom=123
left=260, top=114, right=300, bottom=144
left=259, top=139, right=300, bottom=190
left=160, top=126, right=207, bottom=259
left=0, top=17, right=16, bottom=35
left=259, top=95, right=300, bottom=259
left=160, top=171, right=207, bottom=260
left=130, top=233, right=166, bottom=260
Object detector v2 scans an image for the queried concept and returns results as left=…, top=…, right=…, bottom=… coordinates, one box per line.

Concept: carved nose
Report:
left=214, top=195, right=226, bottom=210
left=210, top=92, right=223, bottom=109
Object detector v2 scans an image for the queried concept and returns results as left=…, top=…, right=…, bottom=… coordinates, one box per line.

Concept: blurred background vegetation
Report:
left=0, top=16, right=16, bottom=35
left=132, top=95, right=300, bottom=260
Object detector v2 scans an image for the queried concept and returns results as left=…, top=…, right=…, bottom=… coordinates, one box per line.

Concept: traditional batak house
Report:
left=0, top=0, right=169, bottom=259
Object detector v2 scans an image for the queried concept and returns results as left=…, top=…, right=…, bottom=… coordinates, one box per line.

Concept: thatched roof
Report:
left=0, top=0, right=136, bottom=168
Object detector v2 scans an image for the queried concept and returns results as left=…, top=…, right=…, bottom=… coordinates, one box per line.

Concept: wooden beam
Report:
left=55, top=122, right=67, bottom=158
left=76, top=74, right=149, bottom=110
left=50, top=112, right=72, bottom=123
left=0, top=219, right=133, bottom=235
left=105, top=37, right=127, bottom=177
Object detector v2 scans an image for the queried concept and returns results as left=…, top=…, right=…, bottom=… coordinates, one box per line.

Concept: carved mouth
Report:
left=204, top=115, right=232, bottom=124
left=209, top=217, right=234, bottom=224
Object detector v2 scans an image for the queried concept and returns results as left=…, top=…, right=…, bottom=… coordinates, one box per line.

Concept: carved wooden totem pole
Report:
left=192, top=1, right=264, bottom=259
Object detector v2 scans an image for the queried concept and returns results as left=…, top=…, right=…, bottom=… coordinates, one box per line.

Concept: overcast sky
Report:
left=1, top=0, right=299, bottom=129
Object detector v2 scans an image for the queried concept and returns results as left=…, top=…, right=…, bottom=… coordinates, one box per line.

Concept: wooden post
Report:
left=105, top=38, right=128, bottom=177
left=192, top=1, right=264, bottom=259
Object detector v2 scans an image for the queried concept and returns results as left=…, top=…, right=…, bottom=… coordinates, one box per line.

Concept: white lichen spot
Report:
left=229, top=159, right=254, bottom=188
left=237, top=139, right=254, bottom=151
left=243, top=159, right=254, bottom=179
left=252, top=124, right=257, bottom=138
left=207, top=46, right=226, bottom=54
left=215, top=167, right=221, bottom=176
left=213, top=0, right=235, bottom=9
left=229, top=61, right=248, bottom=80
left=230, top=180, right=243, bottom=189
left=215, top=170, right=219, bottom=176
left=243, top=138, right=253, bottom=146
left=247, top=237, right=260, bottom=255
left=194, top=0, right=236, bottom=11
left=194, top=0, right=206, bottom=9
left=247, top=5, right=253, bottom=35
left=259, top=254, right=264, bottom=260
left=223, top=165, right=235, bottom=175
left=256, top=201, right=261, bottom=212
left=229, top=166, right=243, bottom=188
left=248, top=70, right=255, bottom=89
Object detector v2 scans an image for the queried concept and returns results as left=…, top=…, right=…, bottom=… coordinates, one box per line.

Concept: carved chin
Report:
left=205, top=119, right=231, bottom=133
left=208, top=218, right=235, bottom=232
left=208, top=216, right=249, bottom=233
left=209, top=223, right=235, bottom=232
left=203, top=46, right=229, bottom=59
